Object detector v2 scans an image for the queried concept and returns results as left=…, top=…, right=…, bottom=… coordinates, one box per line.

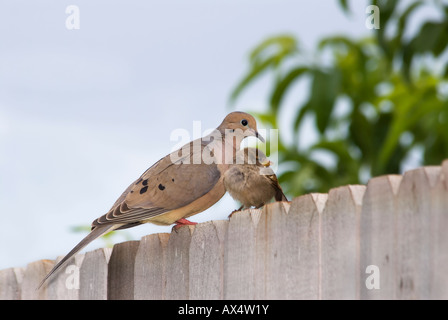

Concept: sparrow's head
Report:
left=235, top=148, right=272, bottom=167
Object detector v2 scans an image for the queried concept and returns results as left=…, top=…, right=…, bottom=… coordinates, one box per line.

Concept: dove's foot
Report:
left=172, top=218, right=197, bottom=232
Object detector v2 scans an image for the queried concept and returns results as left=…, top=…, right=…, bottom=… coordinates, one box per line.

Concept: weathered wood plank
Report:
left=321, top=185, right=365, bottom=300
left=189, top=220, right=228, bottom=299
left=47, top=254, right=84, bottom=300
left=79, top=248, right=112, bottom=300
left=134, top=233, right=170, bottom=300
left=224, top=208, right=262, bottom=300
left=165, top=226, right=194, bottom=300
left=0, top=267, right=24, bottom=300
left=395, top=166, right=441, bottom=299
left=107, top=241, right=140, bottom=300
left=431, top=161, right=448, bottom=299
left=360, top=175, right=402, bottom=299
left=255, top=200, right=318, bottom=299
left=21, top=259, right=54, bottom=300
left=289, top=194, right=327, bottom=300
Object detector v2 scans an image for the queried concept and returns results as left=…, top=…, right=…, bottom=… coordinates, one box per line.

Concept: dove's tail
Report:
left=37, top=224, right=116, bottom=290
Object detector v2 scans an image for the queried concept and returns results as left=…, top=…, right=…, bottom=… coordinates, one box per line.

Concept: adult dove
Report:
left=224, top=148, right=287, bottom=210
left=39, top=111, right=264, bottom=288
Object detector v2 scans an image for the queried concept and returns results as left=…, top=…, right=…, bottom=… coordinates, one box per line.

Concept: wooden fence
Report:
left=1, top=160, right=447, bottom=300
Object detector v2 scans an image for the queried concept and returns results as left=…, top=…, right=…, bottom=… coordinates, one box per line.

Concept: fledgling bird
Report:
left=39, top=111, right=264, bottom=288
left=223, top=148, right=287, bottom=211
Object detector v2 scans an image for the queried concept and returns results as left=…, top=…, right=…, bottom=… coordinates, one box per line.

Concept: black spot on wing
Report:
left=142, top=179, right=148, bottom=186
left=140, top=186, right=148, bottom=194
left=158, top=184, right=165, bottom=190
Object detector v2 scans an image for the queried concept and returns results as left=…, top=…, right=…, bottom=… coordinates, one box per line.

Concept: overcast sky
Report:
left=0, top=0, right=379, bottom=270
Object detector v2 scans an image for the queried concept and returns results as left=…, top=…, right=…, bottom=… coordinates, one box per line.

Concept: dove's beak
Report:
left=255, top=130, right=265, bottom=143
left=245, top=128, right=265, bottom=143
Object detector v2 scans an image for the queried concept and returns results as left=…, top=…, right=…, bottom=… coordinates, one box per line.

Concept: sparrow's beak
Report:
left=245, top=128, right=265, bottom=143
left=260, top=159, right=273, bottom=167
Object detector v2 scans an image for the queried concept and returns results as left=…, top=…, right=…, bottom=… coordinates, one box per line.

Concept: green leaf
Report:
left=250, top=110, right=278, bottom=128
left=318, top=36, right=357, bottom=52
left=249, top=35, right=297, bottom=65
left=229, top=56, right=277, bottom=104
left=410, top=21, right=446, bottom=55
left=293, top=101, right=312, bottom=134
left=349, top=106, right=374, bottom=161
left=308, top=69, right=341, bottom=134
left=229, top=35, right=298, bottom=105
left=269, top=66, right=309, bottom=112
left=403, top=20, right=448, bottom=81
left=374, top=0, right=399, bottom=61
left=396, top=1, right=424, bottom=81
left=375, top=0, right=399, bottom=28
left=395, top=1, right=423, bottom=44
left=311, top=140, right=353, bottom=165
left=376, top=76, right=445, bottom=173
left=338, top=0, right=350, bottom=15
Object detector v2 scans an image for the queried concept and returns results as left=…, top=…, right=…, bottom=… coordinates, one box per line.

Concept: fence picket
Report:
left=79, top=248, right=112, bottom=300
left=165, top=225, right=193, bottom=300
left=107, top=241, right=140, bottom=300
left=133, top=233, right=169, bottom=300
left=321, top=185, right=365, bottom=300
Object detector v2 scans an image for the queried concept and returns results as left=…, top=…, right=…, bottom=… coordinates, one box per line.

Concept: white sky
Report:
left=0, top=0, right=379, bottom=270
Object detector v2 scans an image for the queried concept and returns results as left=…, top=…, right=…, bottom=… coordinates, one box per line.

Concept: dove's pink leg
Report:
left=173, top=218, right=197, bottom=231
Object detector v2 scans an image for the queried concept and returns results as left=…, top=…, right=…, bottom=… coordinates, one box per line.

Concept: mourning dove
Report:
left=39, top=111, right=264, bottom=288
left=224, top=148, right=287, bottom=211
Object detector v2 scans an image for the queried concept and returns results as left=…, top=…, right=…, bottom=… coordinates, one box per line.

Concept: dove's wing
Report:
left=92, top=139, right=222, bottom=228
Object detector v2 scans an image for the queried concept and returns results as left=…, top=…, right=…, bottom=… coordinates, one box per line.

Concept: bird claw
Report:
left=228, top=205, right=245, bottom=219
left=172, top=218, right=197, bottom=233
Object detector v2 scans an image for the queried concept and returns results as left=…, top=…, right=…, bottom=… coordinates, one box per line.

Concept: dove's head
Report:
left=218, top=111, right=265, bottom=143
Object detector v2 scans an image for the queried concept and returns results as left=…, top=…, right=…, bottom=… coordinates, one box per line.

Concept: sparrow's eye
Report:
left=241, top=119, right=248, bottom=126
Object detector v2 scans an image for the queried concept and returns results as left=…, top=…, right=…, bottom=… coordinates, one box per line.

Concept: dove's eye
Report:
left=241, top=119, right=248, bottom=126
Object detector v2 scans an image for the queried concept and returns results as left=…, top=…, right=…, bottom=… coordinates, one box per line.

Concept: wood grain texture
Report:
left=224, top=208, right=261, bottom=300
left=431, top=161, right=448, bottom=299
left=79, top=248, right=112, bottom=300
left=321, top=185, right=365, bottom=300
left=107, top=241, right=140, bottom=300
left=134, top=233, right=170, bottom=300
left=22, top=259, right=54, bottom=300
left=360, top=175, right=402, bottom=299
left=189, top=220, right=228, bottom=299
left=289, top=193, right=327, bottom=299
left=255, top=201, right=316, bottom=299
left=0, top=267, right=24, bottom=300
left=165, top=226, right=194, bottom=299
left=396, top=167, right=441, bottom=299
left=47, top=254, right=84, bottom=300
